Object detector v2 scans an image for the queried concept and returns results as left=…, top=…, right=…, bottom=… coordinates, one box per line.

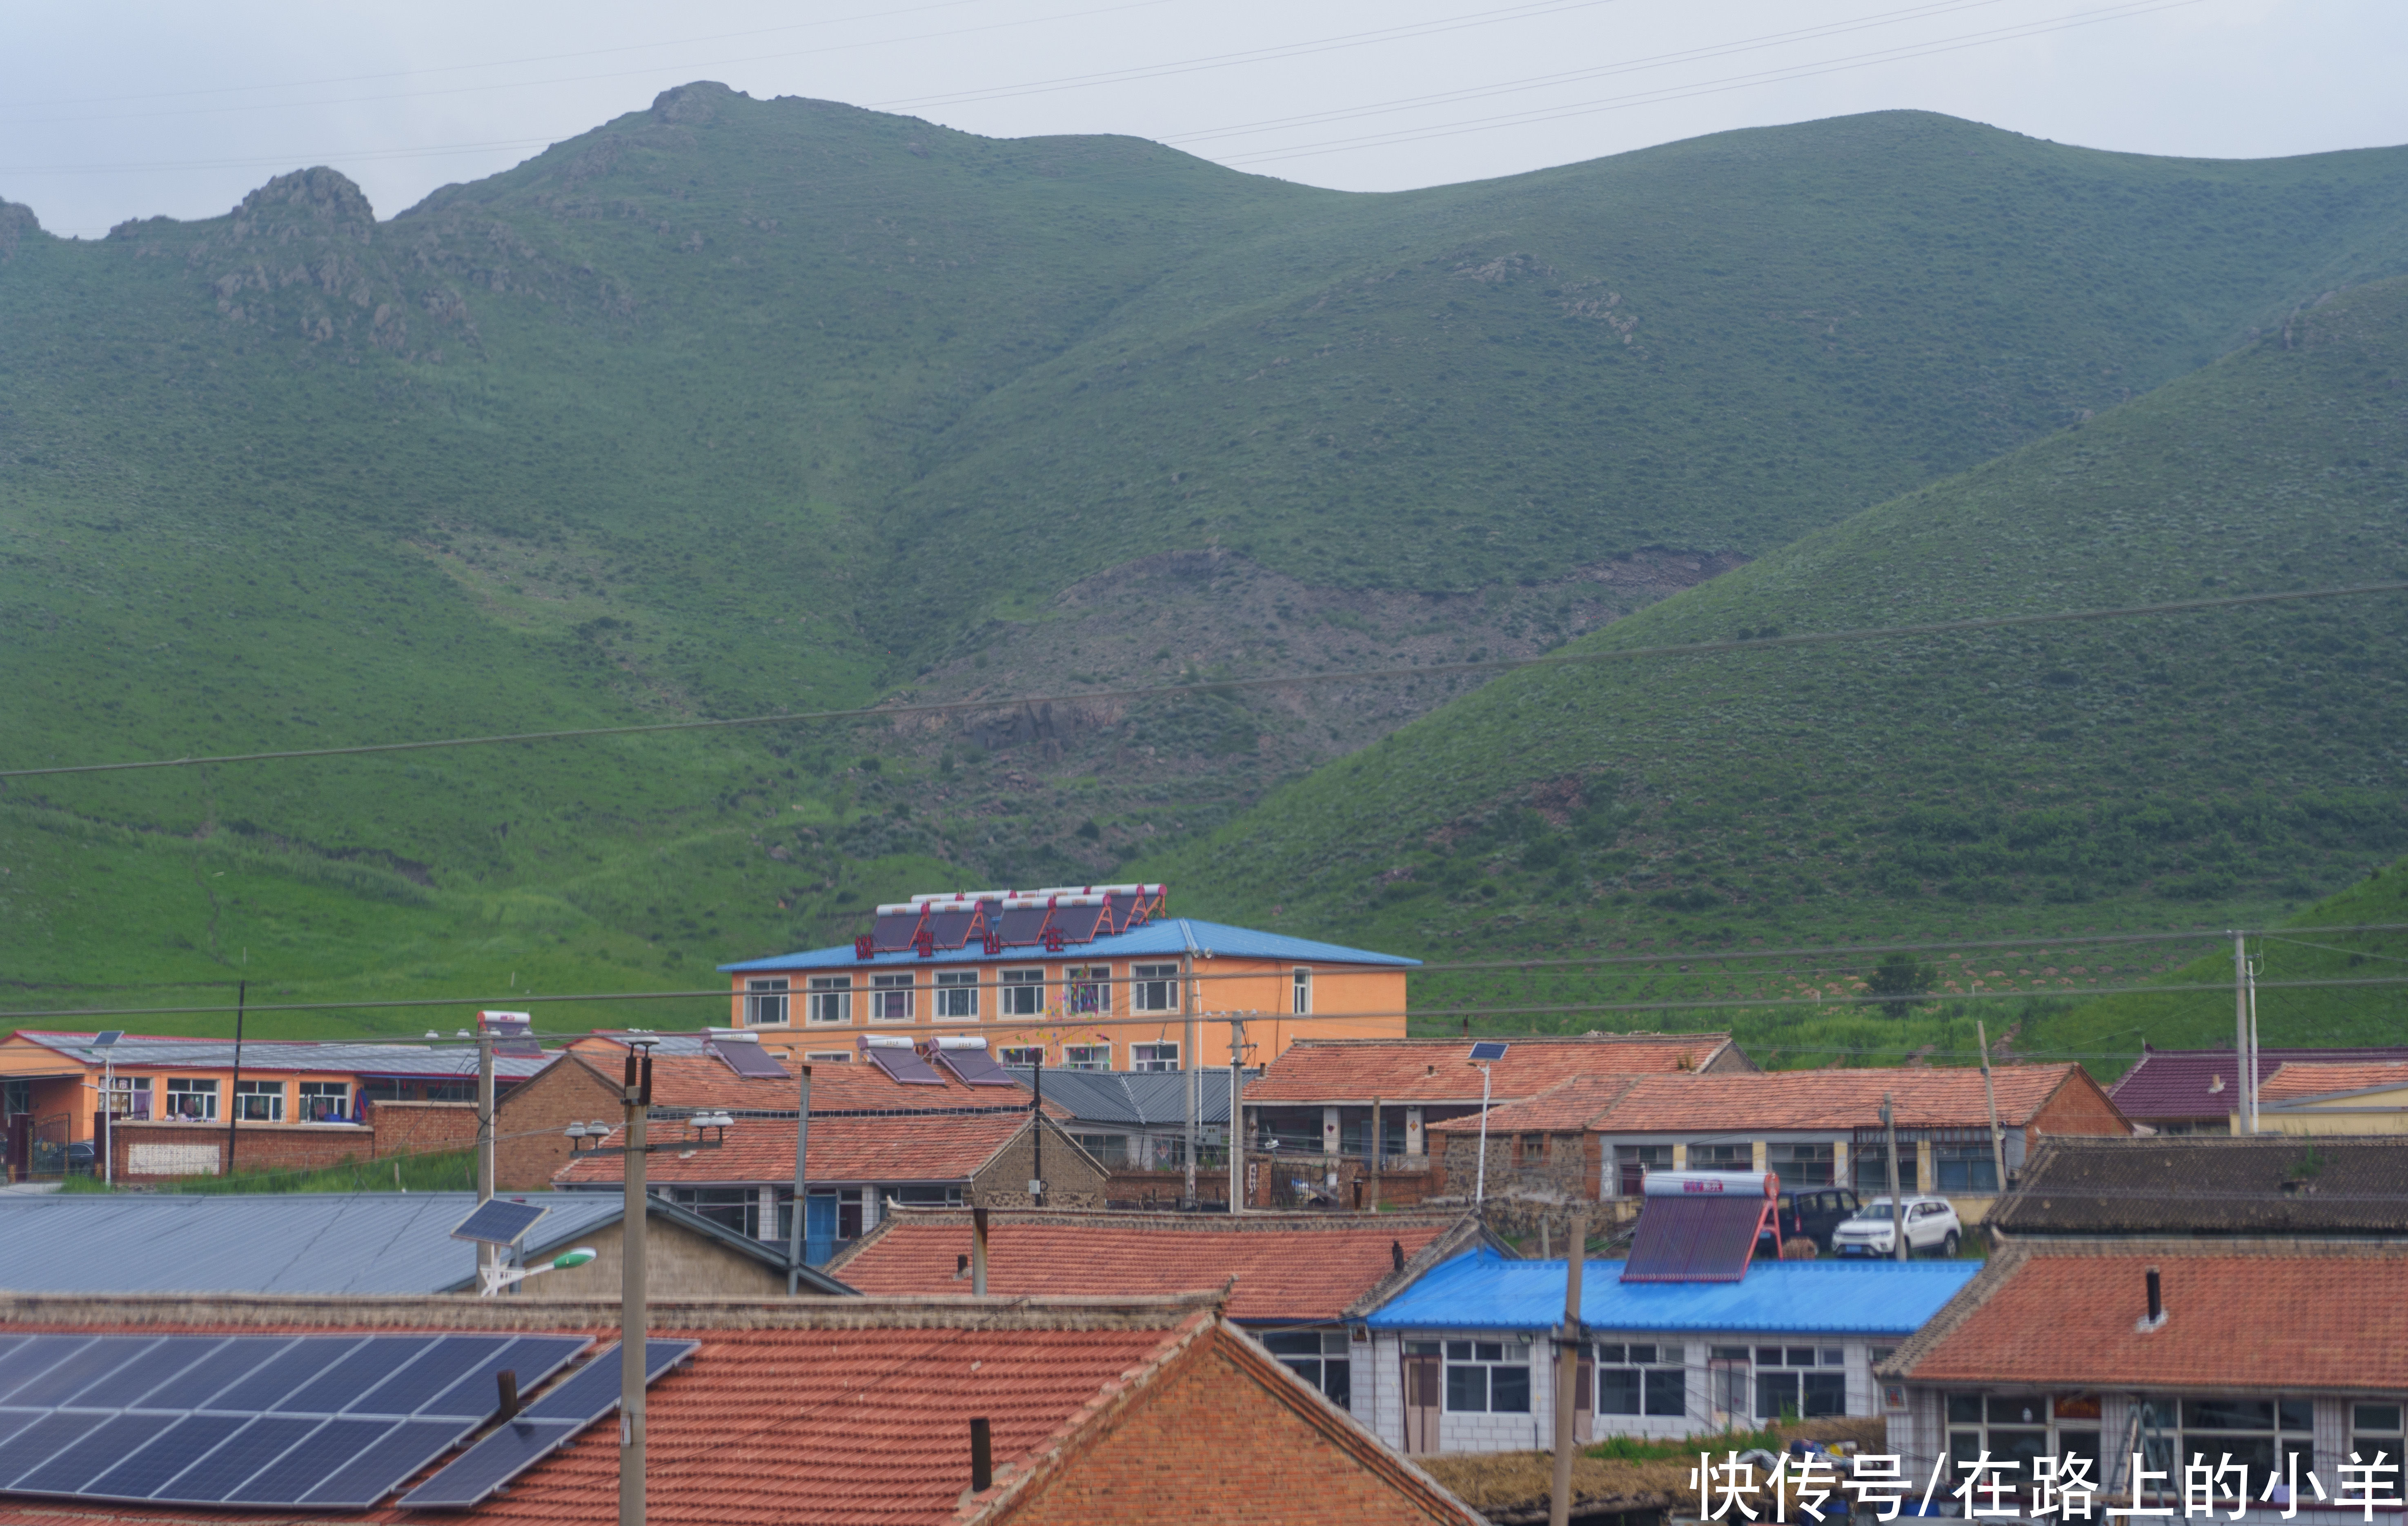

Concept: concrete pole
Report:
left=971, top=1205, right=988, bottom=1295
left=785, top=1065, right=811, bottom=1295
left=1228, top=1016, right=1246, bottom=1215
left=477, top=1025, right=496, bottom=1287
left=1882, top=1093, right=1905, bottom=1262
left=1182, top=949, right=1199, bottom=1209
left=2234, top=932, right=2250, bottom=1134
left=1369, top=1097, right=1382, bottom=1215
left=620, top=1045, right=652, bottom=1526
left=1549, top=1206, right=1590, bottom=1526
left=1474, top=1063, right=1494, bottom=1206
left=1976, top=1020, right=2007, bottom=1204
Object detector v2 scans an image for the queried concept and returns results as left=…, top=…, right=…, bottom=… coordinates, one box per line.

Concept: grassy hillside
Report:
left=1153, top=276, right=2408, bottom=1064
left=7, top=86, right=2408, bottom=1036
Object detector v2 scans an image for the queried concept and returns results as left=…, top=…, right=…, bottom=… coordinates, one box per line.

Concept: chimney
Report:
left=2138, top=1266, right=2166, bottom=1331
left=494, top=1370, right=520, bottom=1423
left=1392, top=1239, right=1405, bottom=1273
left=970, top=1417, right=993, bottom=1492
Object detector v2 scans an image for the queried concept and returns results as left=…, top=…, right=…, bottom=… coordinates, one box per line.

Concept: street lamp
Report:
left=479, top=1247, right=598, bottom=1297
left=1467, top=1041, right=1509, bottom=1206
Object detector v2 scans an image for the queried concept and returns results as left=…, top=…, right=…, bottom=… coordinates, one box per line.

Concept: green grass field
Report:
left=6, top=88, right=2408, bottom=1048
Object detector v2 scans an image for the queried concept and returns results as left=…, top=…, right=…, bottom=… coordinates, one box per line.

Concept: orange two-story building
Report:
left=717, top=885, right=1415, bottom=1074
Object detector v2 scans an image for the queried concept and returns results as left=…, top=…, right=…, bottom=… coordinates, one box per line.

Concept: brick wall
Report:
left=1104, top=1168, right=1231, bottom=1208
left=372, top=1101, right=478, bottom=1161
left=2030, top=1069, right=2133, bottom=1139
left=493, top=1057, right=620, bottom=1190
left=1006, top=1325, right=1470, bottom=1526
left=1429, top=1131, right=1595, bottom=1201
left=523, top=1214, right=792, bottom=1300
left=111, top=1120, right=373, bottom=1181
left=971, top=1119, right=1108, bottom=1209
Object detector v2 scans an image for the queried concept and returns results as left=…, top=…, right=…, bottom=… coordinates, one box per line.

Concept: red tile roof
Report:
left=0, top=1295, right=1484, bottom=1526
left=1244, top=1034, right=1741, bottom=1105
left=1429, top=1065, right=2105, bottom=1134
left=2259, top=1060, right=2408, bottom=1103
left=2107, top=1045, right=2408, bottom=1120
left=1887, top=1241, right=2408, bottom=1390
left=554, top=1112, right=1042, bottom=1186
left=828, top=1210, right=1472, bottom=1322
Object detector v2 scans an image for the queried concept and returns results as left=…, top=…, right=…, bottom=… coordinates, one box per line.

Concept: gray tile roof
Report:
left=1007, top=1068, right=1254, bottom=1128
left=0, top=1190, right=850, bottom=1296
left=19, top=1032, right=553, bottom=1080
left=1987, top=1134, right=2408, bottom=1237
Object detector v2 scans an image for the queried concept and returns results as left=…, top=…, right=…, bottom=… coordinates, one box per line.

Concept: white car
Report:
left=1831, top=1196, right=1962, bottom=1258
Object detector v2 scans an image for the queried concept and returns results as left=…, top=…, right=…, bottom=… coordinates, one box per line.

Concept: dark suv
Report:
left=1758, top=1187, right=1863, bottom=1253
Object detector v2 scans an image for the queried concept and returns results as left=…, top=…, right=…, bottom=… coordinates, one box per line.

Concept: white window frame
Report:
left=1062, top=1043, right=1111, bottom=1071
left=1442, top=1339, right=1533, bottom=1414
left=868, top=972, right=915, bottom=1023
left=1131, top=963, right=1180, bottom=1013
left=106, top=1075, right=150, bottom=1119
left=297, top=1080, right=349, bottom=1121
left=1130, top=1041, right=1180, bottom=1072
left=806, top=976, right=853, bottom=1026
left=1062, top=966, right=1110, bottom=1017
left=999, top=1045, right=1046, bottom=1066
left=165, top=1077, right=219, bottom=1121
left=744, top=977, right=791, bottom=1028
left=1292, top=966, right=1313, bottom=1015
left=998, top=968, right=1045, bottom=1018
left=932, top=969, right=979, bottom=1020
left=233, top=1079, right=284, bottom=1123
left=803, top=1050, right=853, bottom=1064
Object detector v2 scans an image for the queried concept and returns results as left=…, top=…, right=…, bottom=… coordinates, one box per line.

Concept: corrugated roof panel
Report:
left=722, top=919, right=1419, bottom=973
left=14, top=1034, right=551, bottom=1081
left=1365, top=1250, right=1980, bottom=1335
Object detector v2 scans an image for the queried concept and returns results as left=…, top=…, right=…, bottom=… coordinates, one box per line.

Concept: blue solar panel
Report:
left=452, top=1198, right=548, bottom=1247
left=301, top=1419, right=465, bottom=1508
left=1468, top=1040, right=1510, bottom=1062
left=80, top=1415, right=248, bottom=1499
left=139, top=1336, right=291, bottom=1410
left=0, top=1412, right=104, bottom=1488
left=75, top=1339, right=222, bottom=1408
left=400, top=1340, right=699, bottom=1509
left=0, top=1336, right=90, bottom=1404
left=4, top=1337, right=154, bottom=1408
left=226, top=1417, right=392, bottom=1505
left=210, top=1338, right=360, bottom=1413
left=345, top=1334, right=512, bottom=1417
left=12, top=1413, right=180, bottom=1494
left=164, top=1415, right=321, bottom=1502
left=278, top=1335, right=439, bottom=1414
left=370, top=1334, right=586, bottom=1420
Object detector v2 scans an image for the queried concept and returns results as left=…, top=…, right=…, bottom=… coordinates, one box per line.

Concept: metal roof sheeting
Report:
left=719, top=918, right=1420, bottom=973
left=1005, top=1068, right=1255, bottom=1128
left=0, top=1192, right=624, bottom=1295
left=1364, top=1250, right=1980, bottom=1335
left=15, top=1032, right=553, bottom=1081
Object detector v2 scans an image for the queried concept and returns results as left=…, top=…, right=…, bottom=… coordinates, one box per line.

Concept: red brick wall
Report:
left=2030, top=1069, right=2133, bottom=1139
left=372, top=1101, right=479, bottom=1161
left=492, top=1057, right=621, bottom=1190
left=1004, top=1325, right=1465, bottom=1525
left=111, top=1120, right=372, bottom=1181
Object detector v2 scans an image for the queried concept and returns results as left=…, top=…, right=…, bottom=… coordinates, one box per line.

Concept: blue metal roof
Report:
left=719, top=917, right=1421, bottom=974
left=1364, top=1250, right=1980, bottom=1336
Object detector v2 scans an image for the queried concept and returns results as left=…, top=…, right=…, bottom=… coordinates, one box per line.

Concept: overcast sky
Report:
left=4, top=0, right=2401, bottom=238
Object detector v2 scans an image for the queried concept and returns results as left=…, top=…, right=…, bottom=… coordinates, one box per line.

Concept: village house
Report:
left=1001, top=1064, right=1256, bottom=1176
left=2253, top=1060, right=2408, bottom=1134
left=550, top=1035, right=1107, bottom=1264
left=828, top=1206, right=1504, bottom=1419
left=2107, top=1043, right=2408, bottom=1134
left=1233, top=1034, right=1751, bottom=1207
left=1428, top=1061, right=2131, bottom=1219
left=1878, top=1239, right=2408, bottom=1520
left=1358, top=1244, right=1978, bottom=1455
left=1986, top=1134, right=2408, bottom=1240
left=0, top=1190, right=853, bottom=1299
left=0, top=1290, right=1487, bottom=1526
left=715, top=884, right=1418, bottom=1073
left=0, top=1028, right=548, bottom=1183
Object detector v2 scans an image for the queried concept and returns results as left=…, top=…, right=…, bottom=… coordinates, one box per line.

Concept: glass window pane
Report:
left=2185, top=1399, right=2274, bottom=1432
left=1475, top=1343, right=1503, bottom=1363
left=1990, top=1396, right=2047, bottom=1426
left=2354, top=1404, right=2404, bottom=1433
left=1804, top=1373, right=1848, bottom=1418
left=1490, top=1365, right=1531, bottom=1414
left=1600, top=1368, right=1641, bottom=1415
left=1757, top=1346, right=1785, bottom=1366
left=1787, top=1348, right=1819, bottom=1368
left=1322, top=1360, right=1351, bottom=1409
left=1756, top=1371, right=1801, bottom=1420
left=1645, top=1368, right=1688, bottom=1417
left=1262, top=1332, right=1321, bottom=1355
left=1947, top=1394, right=1984, bottom=1424
left=1445, top=1365, right=1486, bottom=1413
left=1445, top=1342, right=1472, bottom=1361
left=1629, top=1344, right=1657, bottom=1366
left=1819, top=1348, right=1846, bottom=1368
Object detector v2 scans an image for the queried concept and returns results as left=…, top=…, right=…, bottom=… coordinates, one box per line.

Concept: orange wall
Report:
left=0, top=1038, right=372, bottom=1143
left=726, top=957, right=1407, bottom=1070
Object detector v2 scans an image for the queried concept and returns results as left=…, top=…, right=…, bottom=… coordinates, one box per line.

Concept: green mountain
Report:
left=6, top=85, right=2408, bottom=1036
left=1153, top=275, right=2408, bottom=1067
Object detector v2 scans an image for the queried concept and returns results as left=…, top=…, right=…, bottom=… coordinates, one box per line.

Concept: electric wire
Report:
left=6, top=580, right=2398, bottom=780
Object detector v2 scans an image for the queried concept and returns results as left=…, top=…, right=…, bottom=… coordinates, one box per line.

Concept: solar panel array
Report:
left=1619, top=1195, right=1774, bottom=1284
left=709, top=1040, right=790, bottom=1079
left=400, top=1340, right=700, bottom=1509
left=0, top=1332, right=586, bottom=1509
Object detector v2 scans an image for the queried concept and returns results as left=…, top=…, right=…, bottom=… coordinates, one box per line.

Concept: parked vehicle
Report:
left=1831, top=1196, right=1962, bottom=1258
left=1759, top=1187, right=1864, bottom=1252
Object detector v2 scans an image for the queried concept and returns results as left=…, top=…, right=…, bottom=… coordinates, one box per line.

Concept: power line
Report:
left=6, top=581, right=2397, bottom=781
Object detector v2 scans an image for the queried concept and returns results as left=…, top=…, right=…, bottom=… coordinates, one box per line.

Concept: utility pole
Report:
left=1473, top=1059, right=1496, bottom=1206
left=620, top=1039, right=654, bottom=1526
left=785, top=1064, right=811, bottom=1295
left=1548, top=1206, right=1589, bottom=1526
left=1369, top=1096, right=1382, bottom=1215
left=1881, top=1093, right=1905, bottom=1263
left=477, top=1023, right=496, bottom=1289
left=225, top=981, right=247, bottom=1175
left=2247, top=954, right=2261, bottom=1136
left=1975, top=1020, right=2007, bottom=1203
left=1029, top=1059, right=1045, bottom=1208
left=1182, top=945, right=1199, bottom=1208
left=1228, top=1014, right=1247, bottom=1215
left=2233, top=932, right=2251, bottom=1134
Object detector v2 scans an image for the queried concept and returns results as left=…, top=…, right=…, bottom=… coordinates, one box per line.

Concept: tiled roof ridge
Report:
left=865, top=1204, right=1471, bottom=1232
left=2260, top=1059, right=2408, bottom=1101
left=1878, top=1235, right=2408, bottom=1381
left=1283, top=1031, right=1729, bottom=1049
left=1341, top=1216, right=1508, bottom=1320
left=1424, top=1073, right=1639, bottom=1132
left=1427, top=1062, right=2083, bottom=1132
left=0, top=1291, right=1226, bottom=1333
